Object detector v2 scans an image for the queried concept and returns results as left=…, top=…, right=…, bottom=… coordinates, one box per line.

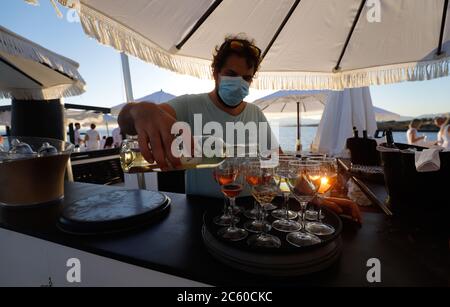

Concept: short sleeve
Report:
left=165, top=94, right=190, bottom=122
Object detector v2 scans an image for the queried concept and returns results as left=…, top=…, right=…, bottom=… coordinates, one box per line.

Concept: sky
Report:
left=1, top=0, right=449, bottom=118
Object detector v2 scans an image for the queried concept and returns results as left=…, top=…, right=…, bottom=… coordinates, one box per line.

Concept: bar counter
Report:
left=0, top=182, right=447, bottom=287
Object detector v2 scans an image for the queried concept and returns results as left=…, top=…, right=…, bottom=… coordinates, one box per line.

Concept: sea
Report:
left=1, top=125, right=438, bottom=151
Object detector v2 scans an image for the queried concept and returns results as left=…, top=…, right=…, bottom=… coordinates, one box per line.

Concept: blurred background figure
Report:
left=406, top=119, right=426, bottom=146
left=74, top=122, right=83, bottom=147
left=438, top=117, right=450, bottom=149
left=100, top=136, right=106, bottom=149
left=434, top=116, right=449, bottom=147
left=104, top=136, right=114, bottom=149
left=112, top=126, right=122, bottom=148
left=85, top=123, right=100, bottom=150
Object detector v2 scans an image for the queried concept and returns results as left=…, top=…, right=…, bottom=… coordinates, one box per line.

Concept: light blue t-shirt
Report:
left=166, top=93, right=276, bottom=198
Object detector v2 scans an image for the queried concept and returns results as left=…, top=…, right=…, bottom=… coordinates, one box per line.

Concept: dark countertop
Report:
left=0, top=182, right=447, bottom=286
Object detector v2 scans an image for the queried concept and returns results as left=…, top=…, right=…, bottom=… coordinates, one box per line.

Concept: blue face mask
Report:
left=218, top=76, right=250, bottom=108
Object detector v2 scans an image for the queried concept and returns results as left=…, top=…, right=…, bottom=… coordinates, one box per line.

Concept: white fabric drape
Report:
left=312, top=87, right=377, bottom=156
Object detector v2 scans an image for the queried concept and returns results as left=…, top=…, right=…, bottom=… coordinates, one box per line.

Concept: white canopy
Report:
left=0, top=25, right=85, bottom=100
left=56, top=0, right=450, bottom=90
left=312, top=87, right=377, bottom=156
left=64, top=109, right=104, bottom=126
left=253, top=90, right=329, bottom=150
left=110, top=90, right=176, bottom=115
left=253, top=90, right=328, bottom=114
left=0, top=108, right=106, bottom=127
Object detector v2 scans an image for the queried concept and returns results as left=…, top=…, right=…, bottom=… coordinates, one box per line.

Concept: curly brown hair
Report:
left=211, top=35, right=262, bottom=76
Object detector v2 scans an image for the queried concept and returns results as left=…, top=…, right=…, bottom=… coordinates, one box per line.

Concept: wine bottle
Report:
left=353, top=126, right=359, bottom=138
left=119, top=136, right=259, bottom=173
left=385, top=129, right=397, bottom=148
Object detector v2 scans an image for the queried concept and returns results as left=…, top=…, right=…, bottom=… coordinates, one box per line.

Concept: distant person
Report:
left=112, top=126, right=122, bottom=148
left=434, top=116, right=449, bottom=147
left=85, top=123, right=100, bottom=150
left=104, top=137, right=114, bottom=149
left=74, top=122, right=83, bottom=147
left=406, top=119, right=426, bottom=146
left=438, top=117, right=450, bottom=150
left=100, top=136, right=107, bottom=149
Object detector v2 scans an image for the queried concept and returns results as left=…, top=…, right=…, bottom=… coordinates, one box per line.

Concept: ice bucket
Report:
left=0, top=136, right=73, bottom=207
left=377, top=142, right=449, bottom=226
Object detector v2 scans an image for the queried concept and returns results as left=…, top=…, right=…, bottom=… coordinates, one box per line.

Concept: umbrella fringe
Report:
left=0, top=83, right=85, bottom=100
left=254, top=58, right=450, bottom=90
left=0, top=26, right=86, bottom=88
left=78, top=4, right=213, bottom=81
left=74, top=3, right=450, bottom=90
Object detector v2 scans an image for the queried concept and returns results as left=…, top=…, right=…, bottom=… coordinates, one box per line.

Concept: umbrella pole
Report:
left=296, top=101, right=301, bottom=152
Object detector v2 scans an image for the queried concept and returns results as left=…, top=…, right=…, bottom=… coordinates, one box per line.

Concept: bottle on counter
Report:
left=385, top=129, right=397, bottom=149
left=362, top=130, right=368, bottom=139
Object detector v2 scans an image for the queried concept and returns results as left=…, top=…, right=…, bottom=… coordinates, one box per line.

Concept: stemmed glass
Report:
left=271, top=155, right=299, bottom=220
left=216, top=159, right=248, bottom=241
left=304, top=158, right=336, bottom=236
left=285, top=160, right=322, bottom=247
left=247, top=164, right=281, bottom=248
left=212, top=160, right=240, bottom=227
left=271, top=156, right=302, bottom=232
left=243, top=159, right=261, bottom=219
left=303, top=156, right=332, bottom=221
left=243, top=160, right=271, bottom=233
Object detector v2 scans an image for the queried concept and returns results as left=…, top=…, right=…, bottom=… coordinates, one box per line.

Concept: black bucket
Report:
left=378, top=143, right=449, bottom=231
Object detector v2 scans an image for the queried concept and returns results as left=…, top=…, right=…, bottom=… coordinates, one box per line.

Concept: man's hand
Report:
left=118, top=102, right=181, bottom=171
left=313, top=196, right=362, bottom=225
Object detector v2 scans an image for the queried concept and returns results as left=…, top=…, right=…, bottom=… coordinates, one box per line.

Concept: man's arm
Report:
left=118, top=102, right=180, bottom=170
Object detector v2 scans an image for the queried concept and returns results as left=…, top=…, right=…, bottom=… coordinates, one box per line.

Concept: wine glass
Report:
left=304, top=158, right=336, bottom=236
left=271, top=156, right=302, bottom=232
left=212, top=160, right=239, bottom=227
left=300, top=152, right=326, bottom=160
left=285, top=160, right=322, bottom=247
left=247, top=164, right=281, bottom=248
left=303, top=156, right=333, bottom=221
left=243, top=160, right=272, bottom=233
left=216, top=159, right=248, bottom=241
left=243, top=159, right=261, bottom=219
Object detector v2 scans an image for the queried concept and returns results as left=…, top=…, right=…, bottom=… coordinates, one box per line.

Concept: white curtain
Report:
left=313, top=87, right=377, bottom=156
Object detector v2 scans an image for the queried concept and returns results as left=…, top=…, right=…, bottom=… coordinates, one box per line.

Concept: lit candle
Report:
left=318, top=176, right=332, bottom=194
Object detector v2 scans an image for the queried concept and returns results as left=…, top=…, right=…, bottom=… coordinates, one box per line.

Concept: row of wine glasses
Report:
left=212, top=153, right=338, bottom=248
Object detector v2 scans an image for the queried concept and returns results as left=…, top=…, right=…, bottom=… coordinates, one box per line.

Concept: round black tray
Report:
left=202, top=198, right=343, bottom=276
left=57, top=189, right=170, bottom=235
left=203, top=198, right=342, bottom=254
